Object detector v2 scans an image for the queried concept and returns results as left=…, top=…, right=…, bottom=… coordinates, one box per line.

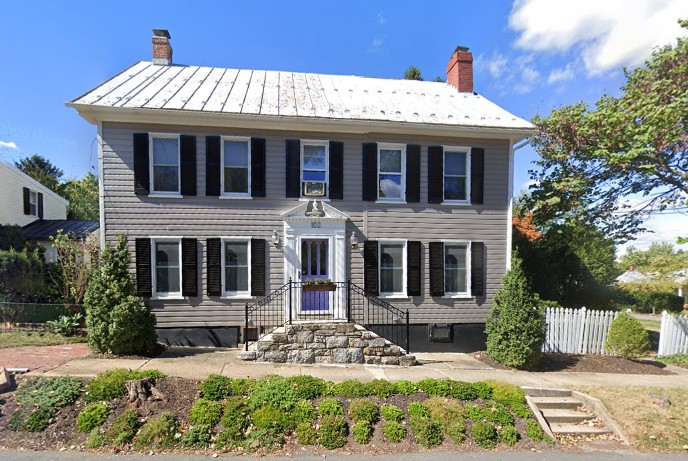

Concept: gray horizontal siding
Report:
left=102, top=122, right=510, bottom=328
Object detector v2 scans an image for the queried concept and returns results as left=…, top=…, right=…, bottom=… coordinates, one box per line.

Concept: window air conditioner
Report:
left=303, top=181, right=326, bottom=197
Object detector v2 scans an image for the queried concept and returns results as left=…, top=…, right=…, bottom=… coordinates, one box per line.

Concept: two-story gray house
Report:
left=68, top=30, right=532, bottom=354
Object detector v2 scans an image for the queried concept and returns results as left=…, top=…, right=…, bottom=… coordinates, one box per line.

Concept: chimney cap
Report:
left=153, top=29, right=171, bottom=39
left=454, top=45, right=470, bottom=53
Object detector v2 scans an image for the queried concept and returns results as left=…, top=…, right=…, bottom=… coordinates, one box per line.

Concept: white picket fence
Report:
left=658, top=311, right=688, bottom=356
left=543, top=307, right=619, bottom=355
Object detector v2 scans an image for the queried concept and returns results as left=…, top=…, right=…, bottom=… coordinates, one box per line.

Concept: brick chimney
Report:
left=446, top=45, right=473, bottom=93
left=152, top=29, right=172, bottom=65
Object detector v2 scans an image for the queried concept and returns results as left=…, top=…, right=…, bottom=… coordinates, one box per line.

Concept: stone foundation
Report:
left=240, top=322, right=416, bottom=366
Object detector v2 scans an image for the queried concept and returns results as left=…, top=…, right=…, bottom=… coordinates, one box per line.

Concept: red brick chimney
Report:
left=446, top=45, right=473, bottom=93
left=152, top=29, right=172, bottom=65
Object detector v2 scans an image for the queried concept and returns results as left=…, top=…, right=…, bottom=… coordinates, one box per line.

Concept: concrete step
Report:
left=522, top=387, right=572, bottom=398
left=541, top=408, right=593, bottom=424
left=530, top=396, right=583, bottom=410
left=549, top=422, right=612, bottom=435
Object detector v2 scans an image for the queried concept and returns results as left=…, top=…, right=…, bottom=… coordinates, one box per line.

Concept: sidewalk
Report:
left=37, top=347, right=688, bottom=389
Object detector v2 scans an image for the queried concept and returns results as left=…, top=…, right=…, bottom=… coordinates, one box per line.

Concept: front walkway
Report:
left=0, top=343, right=89, bottom=373
left=36, top=347, right=688, bottom=389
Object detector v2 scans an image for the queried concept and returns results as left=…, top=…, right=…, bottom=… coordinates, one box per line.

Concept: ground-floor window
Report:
left=444, top=242, right=469, bottom=296
left=153, top=239, right=181, bottom=298
left=223, top=239, right=251, bottom=297
left=379, top=240, right=406, bottom=297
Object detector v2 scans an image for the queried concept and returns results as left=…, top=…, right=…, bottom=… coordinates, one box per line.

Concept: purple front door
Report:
left=301, top=239, right=329, bottom=312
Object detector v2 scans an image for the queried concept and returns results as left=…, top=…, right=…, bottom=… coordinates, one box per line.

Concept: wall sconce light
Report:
left=271, top=230, right=281, bottom=247
left=350, top=231, right=359, bottom=250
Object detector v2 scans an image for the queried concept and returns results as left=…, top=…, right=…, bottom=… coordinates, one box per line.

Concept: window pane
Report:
left=380, top=244, right=403, bottom=268
left=311, top=241, right=317, bottom=275
left=445, top=152, right=466, bottom=176
left=301, top=241, right=308, bottom=273
left=225, top=242, right=248, bottom=265
left=225, top=242, right=249, bottom=292
left=155, top=242, right=180, bottom=293
left=154, top=166, right=179, bottom=192
left=303, top=145, right=326, bottom=170
left=379, top=149, right=402, bottom=173
left=224, top=140, right=248, bottom=167
left=153, top=138, right=178, bottom=164
left=445, top=245, right=467, bottom=293
left=224, top=167, right=248, bottom=193
left=381, top=268, right=403, bottom=293
left=444, top=177, right=466, bottom=201
left=226, top=267, right=248, bottom=292
left=303, top=170, right=327, bottom=181
left=379, top=174, right=402, bottom=198
left=319, top=241, right=327, bottom=276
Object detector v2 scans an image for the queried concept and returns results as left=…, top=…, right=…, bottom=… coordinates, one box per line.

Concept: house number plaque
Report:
left=311, top=222, right=321, bottom=228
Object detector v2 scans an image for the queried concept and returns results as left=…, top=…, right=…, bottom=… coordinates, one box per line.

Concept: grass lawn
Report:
left=577, top=386, right=688, bottom=451
left=638, top=319, right=661, bottom=331
left=0, top=331, right=87, bottom=348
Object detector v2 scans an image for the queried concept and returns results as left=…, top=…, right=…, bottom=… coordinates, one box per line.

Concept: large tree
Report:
left=528, top=19, right=688, bottom=242
left=15, top=154, right=64, bottom=195
left=403, top=65, right=423, bottom=81
left=63, top=172, right=99, bottom=220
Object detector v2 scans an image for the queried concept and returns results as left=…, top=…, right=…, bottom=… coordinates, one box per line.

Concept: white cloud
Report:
left=367, top=36, right=385, bottom=53
left=509, top=0, right=688, bottom=75
left=476, top=52, right=509, bottom=79
left=376, top=11, right=386, bottom=26
left=547, top=64, right=575, bottom=85
left=476, top=52, right=541, bottom=94
left=617, top=212, right=688, bottom=257
left=0, top=140, right=18, bottom=150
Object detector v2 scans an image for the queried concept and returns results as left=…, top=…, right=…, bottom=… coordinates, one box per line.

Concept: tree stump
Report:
left=125, top=378, right=166, bottom=404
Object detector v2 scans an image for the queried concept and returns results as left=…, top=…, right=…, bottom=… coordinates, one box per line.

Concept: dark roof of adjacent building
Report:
left=22, top=220, right=99, bottom=241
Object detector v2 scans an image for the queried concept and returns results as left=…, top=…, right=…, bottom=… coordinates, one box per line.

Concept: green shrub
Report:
left=487, top=381, right=527, bottom=408
left=465, top=403, right=487, bottom=422
left=295, top=422, right=317, bottom=445
left=7, top=408, right=30, bottom=431
left=380, top=405, right=404, bottom=423
left=230, top=378, right=256, bottom=396
left=188, top=398, right=223, bottom=427
left=103, top=409, right=140, bottom=445
left=511, top=403, right=532, bottom=419
left=483, top=402, right=514, bottom=427
left=199, top=374, right=233, bottom=400
left=416, top=378, right=453, bottom=396
left=220, top=398, right=250, bottom=441
left=47, top=313, right=83, bottom=337
left=133, top=412, right=178, bottom=450
left=382, top=421, right=406, bottom=442
left=627, top=290, right=684, bottom=313
left=77, top=403, right=110, bottom=433
left=407, top=402, right=430, bottom=419
left=424, top=397, right=464, bottom=426
left=485, top=253, right=546, bottom=369
left=332, top=379, right=369, bottom=398
left=240, top=428, right=284, bottom=451
left=16, top=376, right=83, bottom=409
left=292, top=399, right=317, bottom=424
left=605, top=312, right=651, bottom=358
left=348, top=399, right=379, bottom=424
left=472, top=421, right=498, bottom=449
left=525, top=418, right=545, bottom=442
left=352, top=420, right=373, bottom=444
left=447, top=420, right=466, bottom=444
left=84, top=368, right=165, bottom=402
left=24, top=407, right=55, bottom=432
left=366, top=379, right=396, bottom=398
left=252, top=405, right=293, bottom=432
left=451, top=381, right=478, bottom=400
left=287, top=375, right=327, bottom=400
left=85, top=428, right=107, bottom=448
left=180, top=424, right=212, bottom=448
left=249, top=375, right=298, bottom=410
left=472, top=381, right=493, bottom=400
left=501, top=425, right=519, bottom=446
left=393, top=380, right=418, bottom=396
left=318, top=415, right=348, bottom=449
left=84, top=234, right=158, bottom=355
left=409, top=415, right=443, bottom=448
left=319, top=397, right=344, bottom=416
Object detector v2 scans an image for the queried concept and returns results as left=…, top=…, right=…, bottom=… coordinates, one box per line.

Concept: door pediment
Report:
left=281, top=200, right=350, bottom=224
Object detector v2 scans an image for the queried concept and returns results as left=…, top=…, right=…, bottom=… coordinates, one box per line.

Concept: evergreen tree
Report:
left=404, top=65, right=423, bottom=81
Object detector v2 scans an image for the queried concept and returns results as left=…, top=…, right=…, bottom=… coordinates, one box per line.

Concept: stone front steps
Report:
left=240, top=322, right=416, bottom=366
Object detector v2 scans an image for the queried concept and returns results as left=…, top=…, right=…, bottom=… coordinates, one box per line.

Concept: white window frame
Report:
left=149, top=133, right=181, bottom=197
left=28, top=190, right=38, bottom=216
left=442, top=240, right=472, bottom=298
left=377, top=143, right=406, bottom=203
left=300, top=140, right=329, bottom=199
left=151, top=237, right=183, bottom=300
left=220, top=136, right=252, bottom=199
left=221, top=237, right=252, bottom=299
left=378, top=239, right=407, bottom=298
left=442, top=146, right=471, bottom=205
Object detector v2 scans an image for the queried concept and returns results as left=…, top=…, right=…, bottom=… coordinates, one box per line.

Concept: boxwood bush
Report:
left=318, top=416, right=348, bottom=449
left=605, top=311, right=651, bottom=358
left=352, top=420, right=373, bottom=444
left=133, top=412, right=178, bottom=450
left=103, top=409, right=140, bottom=445
left=199, top=374, right=233, bottom=400
left=188, top=398, right=223, bottom=427
left=382, top=421, right=407, bottom=442
left=77, top=403, right=110, bottom=433
left=248, top=375, right=298, bottom=410
left=381, top=405, right=405, bottom=423
left=348, top=399, right=379, bottom=424
left=472, top=421, right=498, bottom=449
left=295, top=422, right=317, bottom=445
left=319, top=397, right=344, bottom=416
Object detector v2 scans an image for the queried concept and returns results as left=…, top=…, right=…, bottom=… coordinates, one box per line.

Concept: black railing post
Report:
left=405, top=309, right=410, bottom=354
left=244, top=303, right=249, bottom=351
left=346, top=279, right=352, bottom=323
left=288, top=277, right=293, bottom=325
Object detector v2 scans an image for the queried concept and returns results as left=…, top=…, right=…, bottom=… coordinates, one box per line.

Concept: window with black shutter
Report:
left=407, top=241, right=422, bottom=296
left=250, top=238, right=266, bottom=297
left=427, top=146, right=443, bottom=203
left=206, top=238, right=222, bottom=296
left=286, top=140, right=301, bottom=198
left=205, top=136, right=221, bottom=197
left=471, top=242, right=485, bottom=297
left=470, top=148, right=485, bottom=205
left=251, top=138, right=266, bottom=197
left=133, top=133, right=150, bottom=195
left=37, top=192, right=43, bottom=219
left=329, top=141, right=344, bottom=199
left=180, top=135, right=197, bottom=196
left=23, top=187, right=31, bottom=215
left=135, top=238, right=152, bottom=297
left=361, top=143, right=378, bottom=201
left=406, top=145, right=421, bottom=203
left=363, top=240, right=379, bottom=295
left=181, top=238, right=198, bottom=297
left=429, top=242, right=444, bottom=296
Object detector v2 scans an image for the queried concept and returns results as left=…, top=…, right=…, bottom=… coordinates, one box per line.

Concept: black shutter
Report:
left=251, top=138, right=266, bottom=197
left=135, top=238, right=152, bottom=297
left=363, top=240, right=379, bottom=295
left=286, top=140, right=301, bottom=198
left=251, top=238, right=266, bottom=297
left=180, top=135, right=197, bottom=196
left=471, top=148, right=485, bottom=205
left=471, top=242, right=485, bottom=297
left=23, top=187, right=30, bottom=215
left=206, top=238, right=222, bottom=296
left=407, top=241, right=422, bottom=296
left=181, top=238, right=198, bottom=297
left=329, top=141, right=344, bottom=199
left=406, top=145, right=421, bottom=203
left=428, top=145, right=443, bottom=203
left=37, top=193, right=44, bottom=219
left=429, top=242, right=444, bottom=296
left=133, top=133, right=150, bottom=195
left=205, top=136, right=221, bottom=196
left=362, top=143, right=378, bottom=201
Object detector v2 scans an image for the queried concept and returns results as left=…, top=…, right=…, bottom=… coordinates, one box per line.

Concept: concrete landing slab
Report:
left=414, top=352, right=494, bottom=370
left=42, top=358, right=149, bottom=378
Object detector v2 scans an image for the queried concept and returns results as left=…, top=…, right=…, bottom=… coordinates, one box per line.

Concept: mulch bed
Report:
left=471, top=352, right=675, bottom=375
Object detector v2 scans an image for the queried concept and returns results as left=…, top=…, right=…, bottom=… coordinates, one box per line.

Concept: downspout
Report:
left=506, top=138, right=530, bottom=270
left=97, top=121, right=106, bottom=249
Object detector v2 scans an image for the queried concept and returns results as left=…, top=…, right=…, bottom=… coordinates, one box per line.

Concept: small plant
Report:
left=249, top=375, right=298, bottom=410
left=332, top=379, right=369, bottom=398
left=447, top=421, right=466, bottom=444
left=318, top=415, right=348, bottom=449
left=382, top=421, right=406, bottom=442
left=220, top=398, right=250, bottom=442
left=501, top=425, right=519, bottom=446
left=407, top=402, right=430, bottom=419
left=180, top=424, right=212, bottom=448
left=241, top=428, right=284, bottom=451
left=84, top=368, right=165, bottom=402
left=605, top=311, right=651, bottom=358
left=295, top=422, right=317, bottom=445
left=348, top=399, right=379, bottom=424
left=199, top=374, right=233, bottom=400
left=465, top=403, right=488, bottom=422
left=16, top=376, right=83, bottom=409
left=103, top=409, right=140, bottom=445
left=314, top=278, right=324, bottom=284
left=472, top=421, right=498, bottom=449
left=483, top=402, right=514, bottom=427
left=451, top=381, right=478, bottom=400
left=487, top=381, right=527, bottom=409
left=188, top=398, right=223, bottom=427
left=525, top=418, right=545, bottom=442
left=287, top=375, right=327, bottom=400
left=319, top=397, right=344, bottom=416
left=472, top=381, right=493, bottom=400
left=381, top=405, right=405, bottom=423
left=424, top=397, right=464, bottom=426
left=85, top=428, right=107, bottom=449
left=7, top=409, right=30, bottom=431
left=77, top=403, right=110, bottom=433
left=24, top=407, right=55, bottom=432
left=292, top=399, right=317, bottom=424
left=46, top=313, right=83, bottom=337
left=230, top=378, right=256, bottom=396
left=352, top=420, right=373, bottom=444
left=366, top=379, right=396, bottom=398
left=409, top=415, right=443, bottom=448
left=417, top=378, right=453, bottom=396
left=393, top=380, right=418, bottom=395
left=252, top=405, right=293, bottom=432
left=133, top=412, right=178, bottom=450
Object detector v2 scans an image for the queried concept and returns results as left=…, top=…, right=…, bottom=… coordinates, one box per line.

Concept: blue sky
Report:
left=0, top=0, right=685, bottom=252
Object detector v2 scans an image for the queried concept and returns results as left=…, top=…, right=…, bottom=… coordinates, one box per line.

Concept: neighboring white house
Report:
left=0, top=161, right=68, bottom=226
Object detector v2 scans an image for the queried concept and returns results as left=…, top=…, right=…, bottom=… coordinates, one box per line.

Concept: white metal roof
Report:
left=69, top=61, right=533, bottom=134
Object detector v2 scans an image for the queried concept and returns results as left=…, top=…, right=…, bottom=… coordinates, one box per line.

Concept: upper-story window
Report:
left=301, top=141, right=328, bottom=198
left=152, top=238, right=182, bottom=299
left=378, top=144, right=405, bottom=201
left=444, top=147, right=470, bottom=203
left=28, top=190, right=38, bottom=216
left=222, top=137, right=251, bottom=197
left=150, top=134, right=180, bottom=194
